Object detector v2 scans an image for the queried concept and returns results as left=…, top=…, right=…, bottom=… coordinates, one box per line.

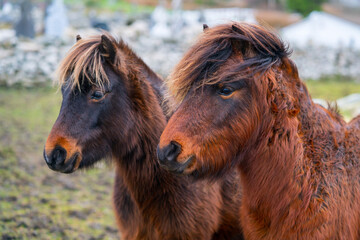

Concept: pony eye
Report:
left=218, top=86, right=234, bottom=96
left=91, top=91, right=105, bottom=100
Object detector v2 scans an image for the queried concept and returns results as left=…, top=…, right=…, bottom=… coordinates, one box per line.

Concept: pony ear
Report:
left=203, top=24, right=209, bottom=32
left=76, top=35, right=82, bottom=42
left=99, top=34, right=116, bottom=64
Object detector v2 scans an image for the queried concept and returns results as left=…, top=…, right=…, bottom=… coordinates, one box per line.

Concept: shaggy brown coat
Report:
left=159, top=23, right=360, bottom=239
left=44, top=33, right=244, bottom=240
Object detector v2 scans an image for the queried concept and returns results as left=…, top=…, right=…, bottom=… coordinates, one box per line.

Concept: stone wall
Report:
left=291, top=45, right=360, bottom=80
left=1, top=14, right=360, bottom=86
left=0, top=35, right=70, bottom=86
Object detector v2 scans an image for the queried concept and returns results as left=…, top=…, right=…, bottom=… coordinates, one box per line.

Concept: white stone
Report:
left=337, top=93, right=360, bottom=108
left=202, top=8, right=257, bottom=26
left=45, top=0, right=69, bottom=38
left=313, top=98, right=328, bottom=108
left=17, top=42, right=41, bottom=52
left=0, top=29, right=16, bottom=43
left=151, top=6, right=172, bottom=39
left=39, top=62, right=53, bottom=76
left=282, top=12, right=360, bottom=50
left=151, top=22, right=172, bottom=39
left=22, top=61, right=38, bottom=75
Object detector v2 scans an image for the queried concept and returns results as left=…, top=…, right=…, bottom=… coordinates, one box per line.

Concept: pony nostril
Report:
left=165, top=141, right=181, bottom=162
left=50, top=146, right=67, bottom=165
left=157, top=142, right=182, bottom=164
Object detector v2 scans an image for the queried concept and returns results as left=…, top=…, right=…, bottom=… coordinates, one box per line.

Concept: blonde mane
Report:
left=57, top=33, right=124, bottom=90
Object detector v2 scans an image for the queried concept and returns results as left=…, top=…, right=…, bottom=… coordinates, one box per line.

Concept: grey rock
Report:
left=15, top=1, right=35, bottom=38
left=45, top=0, right=68, bottom=38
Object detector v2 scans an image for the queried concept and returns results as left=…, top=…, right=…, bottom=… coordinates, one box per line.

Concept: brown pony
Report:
left=158, top=23, right=360, bottom=239
left=43, top=33, right=244, bottom=239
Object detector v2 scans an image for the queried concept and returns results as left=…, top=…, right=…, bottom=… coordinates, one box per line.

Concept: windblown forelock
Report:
left=57, top=33, right=121, bottom=91
left=204, top=55, right=280, bottom=87
left=166, top=22, right=290, bottom=105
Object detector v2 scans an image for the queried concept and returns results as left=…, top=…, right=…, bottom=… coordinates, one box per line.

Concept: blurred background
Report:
left=0, top=0, right=359, bottom=239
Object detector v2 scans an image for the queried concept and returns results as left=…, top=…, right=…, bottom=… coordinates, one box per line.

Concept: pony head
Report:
left=44, top=33, right=159, bottom=173
left=157, top=23, right=302, bottom=177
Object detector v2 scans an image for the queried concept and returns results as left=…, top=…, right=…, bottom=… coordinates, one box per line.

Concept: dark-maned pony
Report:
left=158, top=23, right=360, bottom=239
left=43, top=33, right=244, bottom=240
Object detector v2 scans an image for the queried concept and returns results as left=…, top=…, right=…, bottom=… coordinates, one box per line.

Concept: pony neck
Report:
left=118, top=122, right=187, bottom=211
left=239, top=113, right=306, bottom=226
left=238, top=67, right=348, bottom=234
left=238, top=75, right=325, bottom=231
left=118, top=41, right=164, bottom=99
left=110, top=56, right=179, bottom=206
left=114, top=93, right=174, bottom=206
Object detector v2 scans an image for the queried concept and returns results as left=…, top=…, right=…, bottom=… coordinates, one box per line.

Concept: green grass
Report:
left=304, top=78, right=360, bottom=121
left=305, top=78, right=360, bottom=101
left=64, top=0, right=155, bottom=13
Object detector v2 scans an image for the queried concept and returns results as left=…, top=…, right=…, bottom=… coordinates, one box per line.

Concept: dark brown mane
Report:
left=167, top=23, right=291, bottom=103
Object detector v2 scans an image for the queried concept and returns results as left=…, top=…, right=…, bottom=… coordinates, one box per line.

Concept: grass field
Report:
left=0, top=79, right=359, bottom=239
left=0, top=87, right=118, bottom=239
left=306, top=78, right=360, bottom=101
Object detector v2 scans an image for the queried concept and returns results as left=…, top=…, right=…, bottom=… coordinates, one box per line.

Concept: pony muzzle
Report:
left=157, top=142, right=195, bottom=174
left=43, top=147, right=82, bottom=174
left=44, top=135, right=82, bottom=173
